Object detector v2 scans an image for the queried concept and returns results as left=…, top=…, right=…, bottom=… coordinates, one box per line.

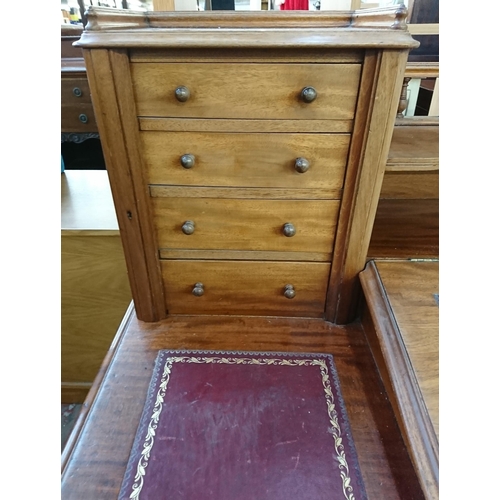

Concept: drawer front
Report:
left=143, top=132, right=350, bottom=191
left=161, top=260, right=331, bottom=317
left=61, top=78, right=93, bottom=105
left=61, top=103, right=98, bottom=132
left=131, top=63, right=361, bottom=120
left=153, top=198, right=340, bottom=255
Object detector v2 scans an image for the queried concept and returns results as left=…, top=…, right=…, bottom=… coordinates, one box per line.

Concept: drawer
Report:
left=61, top=78, right=93, bottom=105
left=143, top=132, right=350, bottom=192
left=61, top=102, right=98, bottom=132
left=131, top=63, right=361, bottom=120
left=152, top=198, right=340, bottom=256
left=161, top=260, right=331, bottom=317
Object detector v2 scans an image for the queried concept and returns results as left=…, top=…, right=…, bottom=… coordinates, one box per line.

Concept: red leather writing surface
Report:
left=119, top=351, right=367, bottom=500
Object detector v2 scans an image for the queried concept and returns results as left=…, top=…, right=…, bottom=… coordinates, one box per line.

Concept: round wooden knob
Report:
left=295, top=158, right=310, bottom=173
left=182, top=220, right=195, bottom=235
left=283, top=223, right=296, bottom=237
left=284, top=284, right=296, bottom=299
left=301, top=86, right=317, bottom=103
left=180, top=154, right=195, bottom=169
left=192, top=282, right=204, bottom=296
left=175, top=86, right=190, bottom=102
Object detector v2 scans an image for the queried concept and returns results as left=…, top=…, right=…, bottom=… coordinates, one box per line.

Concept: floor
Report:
left=61, top=404, right=83, bottom=452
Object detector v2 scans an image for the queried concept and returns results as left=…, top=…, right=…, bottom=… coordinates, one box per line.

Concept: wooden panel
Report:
left=326, top=50, right=409, bottom=324
left=140, top=117, right=353, bottom=133
left=380, top=171, right=438, bottom=199
left=152, top=198, right=339, bottom=254
left=159, top=248, right=331, bottom=262
left=387, top=125, right=439, bottom=171
left=61, top=78, right=92, bottom=104
left=61, top=26, right=84, bottom=59
left=150, top=185, right=341, bottom=200
left=83, top=49, right=166, bottom=321
left=61, top=302, right=135, bottom=471
left=360, top=260, right=439, bottom=500
left=131, top=63, right=362, bottom=120
left=368, top=199, right=439, bottom=259
left=61, top=102, right=98, bottom=132
left=130, top=48, right=363, bottom=63
left=143, top=132, right=350, bottom=190
left=161, top=260, right=331, bottom=316
left=61, top=235, right=132, bottom=392
left=61, top=313, right=426, bottom=500
left=375, top=261, right=439, bottom=437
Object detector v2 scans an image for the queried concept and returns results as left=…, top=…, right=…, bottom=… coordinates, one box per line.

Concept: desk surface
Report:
left=61, top=313, right=425, bottom=500
left=375, top=260, right=439, bottom=438
left=61, top=170, right=119, bottom=231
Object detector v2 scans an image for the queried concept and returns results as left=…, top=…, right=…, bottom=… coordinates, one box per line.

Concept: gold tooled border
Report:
left=129, top=357, right=356, bottom=500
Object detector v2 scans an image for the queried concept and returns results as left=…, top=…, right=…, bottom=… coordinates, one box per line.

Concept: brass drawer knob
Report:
left=295, top=157, right=310, bottom=173
left=284, top=284, right=296, bottom=299
left=180, top=154, right=195, bottom=169
left=175, top=86, right=190, bottom=102
left=182, top=220, right=195, bottom=235
left=283, top=223, right=296, bottom=237
left=192, top=282, right=204, bottom=296
left=301, top=86, right=317, bottom=103
left=73, top=87, right=82, bottom=97
left=79, top=113, right=88, bottom=124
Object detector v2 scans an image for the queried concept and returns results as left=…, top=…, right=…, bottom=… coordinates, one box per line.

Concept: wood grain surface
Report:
left=380, top=171, right=439, bottom=199
left=360, top=260, right=438, bottom=500
left=61, top=78, right=93, bottom=104
left=375, top=260, right=439, bottom=438
left=61, top=235, right=131, bottom=400
left=61, top=313, right=425, bottom=500
left=386, top=125, right=439, bottom=171
left=61, top=170, right=131, bottom=403
left=368, top=199, right=439, bottom=259
left=326, top=49, right=409, bottom=324
left=83, top=49, right=166, bottom=321
left=142, top=132, right=350, bottom=190
left=131, top=63, right=361, bottom=120
left=152, top=198, right=339, bottom=254
left=161, top=260, right=331, bottom=316
left=130, top=48, right=363, bottom=63
left=150, top=185, right=342, bottom=201
left=139, top=117, right=354, bottom=134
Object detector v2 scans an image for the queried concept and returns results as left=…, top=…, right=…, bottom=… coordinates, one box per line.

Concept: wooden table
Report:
left=61, top=170, right=131, bottom=403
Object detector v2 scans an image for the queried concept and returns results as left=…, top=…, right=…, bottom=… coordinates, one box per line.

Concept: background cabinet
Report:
left=61, top=170, right=131, bottom=403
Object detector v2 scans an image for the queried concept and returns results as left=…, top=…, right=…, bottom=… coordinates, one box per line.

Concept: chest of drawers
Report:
left=76, top=7, right=417, bottom=324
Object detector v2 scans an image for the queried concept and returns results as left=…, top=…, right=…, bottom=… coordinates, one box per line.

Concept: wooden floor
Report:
left=61, top=310, right=425, bottom=499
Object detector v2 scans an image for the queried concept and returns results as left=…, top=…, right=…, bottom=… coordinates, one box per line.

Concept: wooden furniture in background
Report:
left=61, top=170, right=131, bottom=403
left=75, top=6, right=417, bottom=326
left=360, top=260, right=438, bottom=500
left=369, top=118, right=438, bottom=259
left=61, top=26, right=98, bottom=135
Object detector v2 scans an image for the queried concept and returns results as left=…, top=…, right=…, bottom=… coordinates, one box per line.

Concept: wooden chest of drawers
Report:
left=76, top=7, right=417, bottom=324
